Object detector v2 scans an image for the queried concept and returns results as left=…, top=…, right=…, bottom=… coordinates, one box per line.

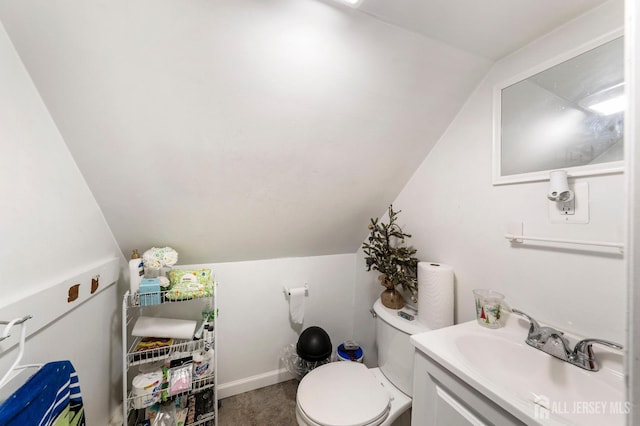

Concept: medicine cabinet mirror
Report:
left=493, top=32, right=624, bottom=185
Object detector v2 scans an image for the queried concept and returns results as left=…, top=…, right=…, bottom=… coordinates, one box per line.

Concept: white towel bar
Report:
left=505, top=233, right=624, bottom=252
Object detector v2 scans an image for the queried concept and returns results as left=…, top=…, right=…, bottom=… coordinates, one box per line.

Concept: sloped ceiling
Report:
left=0, top=0, right=607, bottom=263
left=356, top=0, right=608, bottom=60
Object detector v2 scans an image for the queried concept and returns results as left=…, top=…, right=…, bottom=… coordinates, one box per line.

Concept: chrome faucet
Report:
left=570, top=338, right=624, bottom=371
left=512, top=309, right=623, bottom=371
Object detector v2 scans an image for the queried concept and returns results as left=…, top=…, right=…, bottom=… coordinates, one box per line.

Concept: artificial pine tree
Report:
left=362, top=205, right=419, bottom=308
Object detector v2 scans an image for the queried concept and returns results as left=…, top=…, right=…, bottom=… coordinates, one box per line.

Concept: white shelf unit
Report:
left=122, top=283, right=218, bottom=426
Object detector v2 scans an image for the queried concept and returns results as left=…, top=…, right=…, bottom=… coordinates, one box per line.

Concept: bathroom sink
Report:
left=411, top=316, right=626, bottom=425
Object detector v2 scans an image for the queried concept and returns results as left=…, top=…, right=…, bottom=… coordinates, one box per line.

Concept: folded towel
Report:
left=0, top=360, right=85, bottom=426
left=132, top=316, right=197, bottom=340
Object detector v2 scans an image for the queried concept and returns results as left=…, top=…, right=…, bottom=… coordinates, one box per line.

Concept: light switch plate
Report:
left=549, top=182, right=589, bottom=223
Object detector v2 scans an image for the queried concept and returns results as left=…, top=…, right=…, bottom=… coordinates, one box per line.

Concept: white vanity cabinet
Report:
left=412, top=350, right=525, bottom=426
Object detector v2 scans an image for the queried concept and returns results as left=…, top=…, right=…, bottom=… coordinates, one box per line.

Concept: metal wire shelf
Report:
left=127, top=337, right=212, bottom=367
left=126, top=285, right=215, bottom=308
left=126, top=374, right=215, bottom=408
left=122, top=282, right=218, bottom=425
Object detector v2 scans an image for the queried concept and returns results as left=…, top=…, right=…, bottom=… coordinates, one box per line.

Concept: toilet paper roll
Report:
left=289, top=287, right=306, bottom=324
left=417, top=262, right=454, bottom=329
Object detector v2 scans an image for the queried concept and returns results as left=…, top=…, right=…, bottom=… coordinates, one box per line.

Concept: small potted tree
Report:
left=362, top=205, right=418, bottom=309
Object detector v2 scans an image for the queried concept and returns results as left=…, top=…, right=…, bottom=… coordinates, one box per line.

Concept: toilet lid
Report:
left=297, top=362, right=391, bottom=426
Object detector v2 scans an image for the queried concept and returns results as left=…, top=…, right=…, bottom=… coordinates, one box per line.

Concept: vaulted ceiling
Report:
left=355, top=0, right=607, bottom=60
left=0, top=0, right=608, bottom=263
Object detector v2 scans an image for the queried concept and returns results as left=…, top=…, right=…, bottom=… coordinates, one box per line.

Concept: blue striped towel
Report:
left=0, top=360, right=85, bottom=426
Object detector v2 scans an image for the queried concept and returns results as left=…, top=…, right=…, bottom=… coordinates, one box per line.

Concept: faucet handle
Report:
left=512, top=309, right=550, bottom=347
left=511, top=309, right=541, bottom=334
left=570, top=338, right=623, bottom=371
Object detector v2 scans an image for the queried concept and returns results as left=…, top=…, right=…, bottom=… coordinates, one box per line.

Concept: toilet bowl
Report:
left=295, top=298, right=431, bottom=426
left=296, top=362, right=411, bottom=426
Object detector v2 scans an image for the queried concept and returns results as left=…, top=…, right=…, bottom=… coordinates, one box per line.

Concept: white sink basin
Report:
left=411, top=316, right=626, bottom=425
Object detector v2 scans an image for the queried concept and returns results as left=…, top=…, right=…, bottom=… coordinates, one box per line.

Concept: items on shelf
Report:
left=165, top=355, right=193, bottom=397
left=139, top=278, right=162, bottom=306
left=186, top=389, right=215, bottom=425
left=133, top=317, right=197, bottom=340
left=138, top=397, right=189, bottom=426
left=127, top=268, right=215, bottom=307
left=130, top=246, right=179, bottom=297
left=123, top=260, right=217, bottom=426
left=131, top=371, right=163, bottom=409
left=192, top=351, right=211, bottom=380
left=132, top=338, right=175, bottom=362
left=129, top=250, right=144, bottom=295
left=142, top=247, right=179, bottom=272
left=166, top=269, right=214, bottom=301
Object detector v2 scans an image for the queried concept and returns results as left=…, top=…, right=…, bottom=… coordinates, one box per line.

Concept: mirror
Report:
left=493, top=34, right=624, bottom=184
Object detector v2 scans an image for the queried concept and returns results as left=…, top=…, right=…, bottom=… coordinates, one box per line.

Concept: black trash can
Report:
left=280, top=326, right=331, bottom=378
left=297, top=326, right=332, bottom=362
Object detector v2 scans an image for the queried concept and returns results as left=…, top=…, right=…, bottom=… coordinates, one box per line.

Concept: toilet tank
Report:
left=374, top=298, right=430, bottom=396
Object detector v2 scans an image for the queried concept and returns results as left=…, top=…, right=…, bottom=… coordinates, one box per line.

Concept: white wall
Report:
left=0, top=20, right=125, bottom=421
left=626, top=0, right=640, bottom=420
left=180, top=253, right=356, bottom=397
left=354, top=0, right=626, bottom=366
left=0, top=0, right=491, bottom=265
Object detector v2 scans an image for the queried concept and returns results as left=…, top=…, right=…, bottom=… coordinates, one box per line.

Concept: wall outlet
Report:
left=549, top=182, right=589, bottom=223
left=557, top=198, right=575, bottom=215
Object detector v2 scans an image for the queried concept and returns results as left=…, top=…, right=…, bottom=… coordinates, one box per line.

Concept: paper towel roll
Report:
left=288, top=287, right=306, bottom=324
left=417, top=262, right=454, bottom=329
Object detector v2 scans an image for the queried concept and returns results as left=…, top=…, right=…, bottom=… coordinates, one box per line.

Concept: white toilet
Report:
left=296, top=298, right=431, bottom=426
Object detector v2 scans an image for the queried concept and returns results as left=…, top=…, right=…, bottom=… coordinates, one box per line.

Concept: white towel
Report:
left=132, top=316, right=197, bottom=340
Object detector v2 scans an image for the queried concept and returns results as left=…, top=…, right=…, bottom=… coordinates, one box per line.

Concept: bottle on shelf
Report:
left=129, top=249, right=144, bottom=295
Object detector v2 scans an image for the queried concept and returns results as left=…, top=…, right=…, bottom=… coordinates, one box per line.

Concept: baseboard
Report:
left=218, top=368, right=296, bottom=399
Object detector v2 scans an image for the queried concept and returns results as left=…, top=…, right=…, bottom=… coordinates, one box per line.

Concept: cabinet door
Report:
left=433, top=385, right=488, bottom=426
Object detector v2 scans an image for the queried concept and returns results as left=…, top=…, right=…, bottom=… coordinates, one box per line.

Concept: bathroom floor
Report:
left=218, top=379, right=299, bottom=425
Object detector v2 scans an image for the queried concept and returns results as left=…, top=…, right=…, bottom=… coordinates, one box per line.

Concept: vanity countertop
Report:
left=411, top=315, right=626, bottom=425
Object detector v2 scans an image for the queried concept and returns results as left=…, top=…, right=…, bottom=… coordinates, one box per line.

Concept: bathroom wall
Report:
left=353, top=0, right=626, bottom=367
left=626, top=0, right=640, bottom=419
left=0, top=0, right=491, bottom=265
left=181, top=253, right=356, bottom=398
left=0, top=20, right=125, bottom=422
left=0, top=1, right=626, bottom=420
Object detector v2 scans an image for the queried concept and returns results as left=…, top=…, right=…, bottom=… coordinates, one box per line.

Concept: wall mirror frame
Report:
left=492, top=29, right=625, bottom=185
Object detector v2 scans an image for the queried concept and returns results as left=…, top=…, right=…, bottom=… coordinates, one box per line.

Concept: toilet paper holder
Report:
left=283, top=284, right=309, bottom=297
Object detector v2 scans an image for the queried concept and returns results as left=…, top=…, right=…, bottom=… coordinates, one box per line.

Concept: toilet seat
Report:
left=296, top=362, right=391, bottom=426
left=296, top=404, right=389, bottom=426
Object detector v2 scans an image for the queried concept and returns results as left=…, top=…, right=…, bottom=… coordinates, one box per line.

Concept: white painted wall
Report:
left=0, top=20, right=125, bottom=421
left=179, top=253, right=356, bottom=397
left=625, top=0, right=640, bottom=420
left=354, top=0, right=626, bottom=367
left=0, top=0, right=624, bottom=418
left=0, top=0, right=491, bottom=265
